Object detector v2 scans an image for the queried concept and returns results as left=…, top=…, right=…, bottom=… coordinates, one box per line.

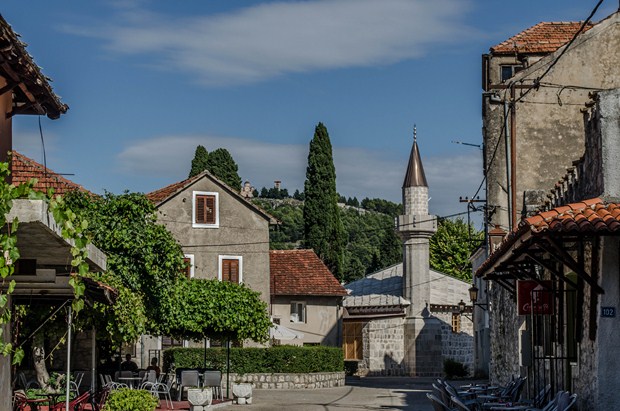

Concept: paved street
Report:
left=217, top=377, right=446, bottom=411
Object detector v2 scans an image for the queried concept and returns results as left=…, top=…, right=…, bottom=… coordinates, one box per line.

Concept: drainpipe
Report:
left=510, top=85, right=517, bottom=230
left=504, top=100, right=512, bottom=230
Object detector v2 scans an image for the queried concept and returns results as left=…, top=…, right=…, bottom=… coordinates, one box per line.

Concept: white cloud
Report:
left=62, top=0, right=476, bottom=85
left=116, top=134, right=483, bottom=219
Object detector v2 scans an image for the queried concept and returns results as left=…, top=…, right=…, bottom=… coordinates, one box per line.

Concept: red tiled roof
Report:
left=270, top=249, right=347, bottom=296
left=0, top=15, right=68, bottom=119
left=146, top=174, right=201, bottom=203
left=490, top=21, right=593, bottom=54
left=476, top=198, right=620, bottom=276
left=10, top=151, right=88, bottom=195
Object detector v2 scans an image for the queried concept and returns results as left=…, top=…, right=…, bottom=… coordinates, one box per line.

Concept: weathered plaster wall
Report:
left=484, top=16, right=620, bottom=230
left=271, top=296, right=341, bottom=346
left=156, top=177, right=271, bottom=305
left=594, top=236, right=620, bottom=409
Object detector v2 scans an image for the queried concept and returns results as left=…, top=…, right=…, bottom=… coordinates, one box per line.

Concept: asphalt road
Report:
left=217, top=377, right=442, bottom=411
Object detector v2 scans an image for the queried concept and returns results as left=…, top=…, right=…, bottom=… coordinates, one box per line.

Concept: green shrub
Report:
left=163, top=346, right=344, bottom=373
left=444, top=358, right=468, bottom=379
left=102, top=388, right=158, bottom=411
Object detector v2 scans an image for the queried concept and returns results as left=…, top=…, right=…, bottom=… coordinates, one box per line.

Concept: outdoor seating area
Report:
left=427, top=377, right=577, bottom=411
left=12, top=368, right=231, bottom=411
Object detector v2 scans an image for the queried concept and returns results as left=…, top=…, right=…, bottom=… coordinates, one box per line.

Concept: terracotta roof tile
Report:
left=146, top=174, right=202, bottom=203
left=490, top=21, right=593, bottom=54
left=10, top=151, right=88, bottom=195
left=476, top=197, right=620, bottom=276
left=270, top=250, right=347, bottom=297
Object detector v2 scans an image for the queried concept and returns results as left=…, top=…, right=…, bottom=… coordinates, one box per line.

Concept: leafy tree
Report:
left=303, top=123, right=346, bottom=280
left=293, top=189, right=304, bottom=201
left=260, top=187, right=269, bottom=198
left=346, top=197, right=359, bottom=207
left=340, top=207, right=401, bottom=282
left=361, top=197, right=402, bottom=217
left=189, top=145, right=209, bottom=178
left=253, top=199, right=304, bottom=249
left=206, top=148, right=242, bottom=190
left=64, top=191, right=186, bottom=341
left=169, top=279, right=271, bottom=342
left=429, top=217, right=483, bottom=281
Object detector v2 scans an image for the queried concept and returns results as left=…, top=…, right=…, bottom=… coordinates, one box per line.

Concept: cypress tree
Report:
left=189, top=145, right=209, bottom=177
left=206, top=148, right=242, bottom=190
left=303, top=122, right=345, bottom=280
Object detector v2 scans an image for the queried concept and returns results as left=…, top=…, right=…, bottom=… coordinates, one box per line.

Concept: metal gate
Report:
left=528, top=287, right=577, bottom=398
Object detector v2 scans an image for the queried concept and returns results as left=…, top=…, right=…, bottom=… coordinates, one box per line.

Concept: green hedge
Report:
left=163, top=346, right=344, bottom=374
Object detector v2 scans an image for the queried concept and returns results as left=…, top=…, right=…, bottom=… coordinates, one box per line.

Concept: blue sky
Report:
left=2, top=1, right=616, bottom=226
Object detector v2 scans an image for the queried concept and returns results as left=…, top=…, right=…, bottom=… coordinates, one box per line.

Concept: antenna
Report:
left=413, top=124, right=417, bottom=143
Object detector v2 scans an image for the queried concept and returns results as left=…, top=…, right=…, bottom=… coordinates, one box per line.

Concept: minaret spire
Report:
left=403, top=125, right=427, bottom=188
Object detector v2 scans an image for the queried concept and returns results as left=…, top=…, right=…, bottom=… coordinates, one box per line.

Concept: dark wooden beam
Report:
left=524, top=251, right=578, bottom=289
left=540, top=237, right=605, bottom=294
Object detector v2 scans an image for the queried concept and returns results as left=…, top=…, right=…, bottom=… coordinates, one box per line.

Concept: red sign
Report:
left=517, top=280, right=553, bottom=315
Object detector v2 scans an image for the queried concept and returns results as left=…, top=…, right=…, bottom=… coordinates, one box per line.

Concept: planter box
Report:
left=232, top=383, right=253, bottom=405
left=187, top=388, right=212, bottom=411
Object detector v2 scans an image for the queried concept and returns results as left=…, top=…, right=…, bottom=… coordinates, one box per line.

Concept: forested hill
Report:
left=253, top=197, right=402, bottom=284
left=253, top=196, right=482, bottom=284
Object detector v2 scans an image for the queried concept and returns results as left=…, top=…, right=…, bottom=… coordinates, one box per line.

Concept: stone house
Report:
left=475, top=11, right=620, bottom=379
left=142, top=170, right=277, bottom=356
left=342, top=132, right=474, bottom=376
left=483, top=18, right=605, bottom=231
left=269, top=249, right=347, bottom=346
left=477, top=89, right=620, bottom=410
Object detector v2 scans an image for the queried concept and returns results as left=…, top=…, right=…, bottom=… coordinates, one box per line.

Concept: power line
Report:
left=514, top=0, right=605, bottom=104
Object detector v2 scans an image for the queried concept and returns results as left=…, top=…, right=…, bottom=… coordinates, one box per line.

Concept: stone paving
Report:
left=215, top=377, right=452, bottom=411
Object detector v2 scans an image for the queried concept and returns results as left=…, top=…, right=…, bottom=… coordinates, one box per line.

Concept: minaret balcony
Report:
left=397, top=214, right=437, bottom=236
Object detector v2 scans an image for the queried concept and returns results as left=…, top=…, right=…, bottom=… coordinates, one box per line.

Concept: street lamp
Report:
left=468, top=284, right=488, bottom=310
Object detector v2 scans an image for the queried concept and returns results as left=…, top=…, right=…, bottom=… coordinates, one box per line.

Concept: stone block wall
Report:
left=360, top=317, right=406, bottom=376
left=222, top=371, right=345, bottom=390
left=436, top=312, right=474, bottom=375
left=403, top=186, right=428, bottom=215
left=488, top=282, right=521, bottom=386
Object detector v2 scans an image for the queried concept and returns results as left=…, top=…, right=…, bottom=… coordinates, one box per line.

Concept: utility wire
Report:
left=515, top=0, right=605, bottom=104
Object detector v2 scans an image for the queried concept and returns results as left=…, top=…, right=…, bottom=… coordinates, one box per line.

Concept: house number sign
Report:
left=601, top=307, right=616, bottom=318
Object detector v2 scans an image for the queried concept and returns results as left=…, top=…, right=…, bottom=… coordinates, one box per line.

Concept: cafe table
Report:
left=118, top=376, right=144, bottom=389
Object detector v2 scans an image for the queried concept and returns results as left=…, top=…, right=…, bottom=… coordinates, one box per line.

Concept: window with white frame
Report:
left=183, top=254, right=195, bottom=279
left=218, top=255, right=242, bottom=283
left=290, top=301, right=306, bottom=323
left=192, top=191, right=219, bottom=228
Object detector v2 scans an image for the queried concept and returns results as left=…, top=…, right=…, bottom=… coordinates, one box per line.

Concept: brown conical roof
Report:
left=402, top=131, right=427, bottom=188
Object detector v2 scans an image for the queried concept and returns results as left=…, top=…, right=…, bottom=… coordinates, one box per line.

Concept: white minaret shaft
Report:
left=398, top=126, right=437, bottom=317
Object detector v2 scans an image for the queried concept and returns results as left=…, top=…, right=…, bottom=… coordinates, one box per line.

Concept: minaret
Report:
left=398, top=126, right=437, bottom=317
left=398, top=126, right=440, bottom=376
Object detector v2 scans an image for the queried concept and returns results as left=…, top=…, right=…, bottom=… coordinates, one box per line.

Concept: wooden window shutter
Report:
left=222, top=259, right=239, bottom=283
left=195, top=195, right=216, bottom=224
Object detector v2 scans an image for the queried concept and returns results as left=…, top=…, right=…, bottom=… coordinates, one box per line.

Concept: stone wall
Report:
left=436, top=312, right=474, bottom=375
left=359, top=317, right=406, bottom=376
left=488, top=282, right=522, bottom=386
left=222, top=372, right=345, bottom=390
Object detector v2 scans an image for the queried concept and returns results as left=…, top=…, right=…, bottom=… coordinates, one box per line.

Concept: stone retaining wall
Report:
left=222, top=372, right=345, bottom=390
